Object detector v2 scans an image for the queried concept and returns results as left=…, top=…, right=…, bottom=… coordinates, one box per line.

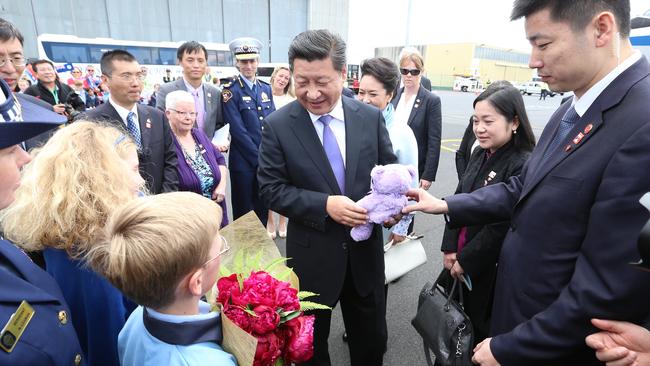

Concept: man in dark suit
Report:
left=83, top=50, right=178, bottom=194
left=405, top=1, right=650, bottom=365
left=258, top=30, right=396, bottom=366
left=156, top=41, right=225, bottom=144
left=0, top=118, right=85, bottom=366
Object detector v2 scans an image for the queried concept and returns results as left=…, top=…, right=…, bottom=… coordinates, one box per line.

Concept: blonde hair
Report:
left=1, top=121, right=139, bottom=256
left=85, top=192, right=222, bottom=308
left=270, top=66, right=295, bottom=97
left=399, top=49, right=425, bottom=71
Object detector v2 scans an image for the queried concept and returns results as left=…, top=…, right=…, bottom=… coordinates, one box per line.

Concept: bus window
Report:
left=89, top=44, right=119, bottom=63
left=207, top=50, right=218, bottom=67
left=217, top=51, right=233, bottom=66
left=159, top=48, right=176, bottom=65
left=42, top=41, right=89, bottom=63
left=125, top=46, right=154, bottom=65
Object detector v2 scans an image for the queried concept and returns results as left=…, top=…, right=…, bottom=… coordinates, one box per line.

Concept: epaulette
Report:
left=258, top=79, right=270, bottom=86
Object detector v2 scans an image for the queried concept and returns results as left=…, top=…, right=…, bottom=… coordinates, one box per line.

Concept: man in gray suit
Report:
left=157, top=41, right=226, bottom=149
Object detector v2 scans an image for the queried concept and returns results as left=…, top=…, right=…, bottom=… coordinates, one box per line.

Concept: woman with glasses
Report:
left=1, top=121, right=146, bottom=366
left=66, top=66, right=84, bottom=86
left=391, top=49, right=442, bottom=193
left=165, top=90, right=229, bottom=228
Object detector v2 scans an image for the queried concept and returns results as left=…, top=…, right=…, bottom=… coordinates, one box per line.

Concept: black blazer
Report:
left=258, top=98, right=397, bottom=305
left=391, top=85, right=442, bottom=181
left=82, top=103, right=178, bottom=194
left=455, top=117, right=476, bottom=180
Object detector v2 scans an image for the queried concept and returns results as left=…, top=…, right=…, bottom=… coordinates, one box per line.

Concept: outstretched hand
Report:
left=586, top=319, right=650, bottom=366
left=402, top=188, right=449, bottom=215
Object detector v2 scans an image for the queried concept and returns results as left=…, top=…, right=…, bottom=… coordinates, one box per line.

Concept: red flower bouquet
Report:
left=216, top=263, right=328, bottom=366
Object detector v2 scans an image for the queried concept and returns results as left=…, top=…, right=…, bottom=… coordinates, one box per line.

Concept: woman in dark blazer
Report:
left=440, top=84, right=536, bottom=345
left=391, top=50, right=442, bottom=190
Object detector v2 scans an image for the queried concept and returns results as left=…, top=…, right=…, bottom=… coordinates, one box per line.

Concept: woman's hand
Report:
left=443, top=252, right=457, bottom=270
left=402, top=188, right=449, bottom=215
left=450, top=261, right=465, bottom=279
left=212, top=188, right=226, bottom=203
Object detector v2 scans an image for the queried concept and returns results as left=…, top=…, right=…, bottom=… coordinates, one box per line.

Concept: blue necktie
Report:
left=541, top=106, right=580, bottom=162
left=126, top=112, right=141, bottom=148
left=319, top=114, right=345, bottom=194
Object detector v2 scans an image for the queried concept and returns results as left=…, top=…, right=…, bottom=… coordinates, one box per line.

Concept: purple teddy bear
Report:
left=350, top=164, right=418, bottom=242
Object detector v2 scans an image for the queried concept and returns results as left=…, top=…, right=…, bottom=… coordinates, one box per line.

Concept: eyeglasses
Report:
left=0, top=55, right=26, bottom=68
left=170, top=109, right=198, bottom=118
left=400, top=68, right=421, bottom=76
left=202, top=235, right=230, bottom=267
left=109, top=72, right=147, bottom=82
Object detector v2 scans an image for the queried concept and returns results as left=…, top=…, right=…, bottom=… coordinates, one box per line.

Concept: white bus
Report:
left=36, top=34, right=238, bottom=90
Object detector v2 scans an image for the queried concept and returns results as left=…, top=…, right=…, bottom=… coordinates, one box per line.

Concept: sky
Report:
left=347, top=0, right=650, bottom=63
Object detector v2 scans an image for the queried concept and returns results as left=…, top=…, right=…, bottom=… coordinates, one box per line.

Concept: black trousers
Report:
left=230, top=169, right=268, bottom=224
left=300, top=260, right=387, bottom=366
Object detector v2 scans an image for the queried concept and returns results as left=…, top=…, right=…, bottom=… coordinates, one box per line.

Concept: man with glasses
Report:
left=0, top=17, right=65, bottom=151
left=83, top=50, right=178, bottom=194
left=24, top=60, right=74, bottom=115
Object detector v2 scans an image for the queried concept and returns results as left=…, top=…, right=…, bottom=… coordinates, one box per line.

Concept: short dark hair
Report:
left=360, top=57, right=400, bottom=96
left=100, top=50, right=136, bottom=76
left=176, top=41, right=208, bottom=61
left=511, top=0, right=630, bottom=37
left=473, top=84, right=536, bottom=152
left=288, top=29, right=346, bottom=72
left=32, top=59, right=55, bottom=73
left=0, top=17, right=24, bottom=45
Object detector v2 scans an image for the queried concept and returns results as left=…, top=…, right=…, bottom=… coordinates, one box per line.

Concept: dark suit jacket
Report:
left=258, top=98, right=397, bottom=305
left=455, top=117, right=476, bottom=180
left=445, top=57, right=650, bottom=365
left=82, top=103, right=178, bottom=194
left=420, top=76, right=432, bottom=91
left=441, top=141, right=530, bottom=341
left=0, top=240, right=85, bottom=366
left=156, top=78, right=224, bottom=139
left=391, top=86, right=442, bottom=181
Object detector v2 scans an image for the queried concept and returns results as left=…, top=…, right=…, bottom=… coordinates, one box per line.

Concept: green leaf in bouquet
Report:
left=299, top=301, right=332, bottom=312
left=243, top=305, right=258, bottom=318
left=219, top=263, right=232, bottom=277
left=263, top=256, right=289, bottom=273
left=232, top=249, right=245, bottom=274
left=280, top=310, right=302, bottom=323
left=274, top=358, right=284, bottom=366
left=275, top=267, right=294, bottom=281
left=297, top=291, right=318, bottom=300
left=245, top=250, right=263, bottom=271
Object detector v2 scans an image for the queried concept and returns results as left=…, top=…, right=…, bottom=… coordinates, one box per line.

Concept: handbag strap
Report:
left=422, top=341, right=436, bottom=366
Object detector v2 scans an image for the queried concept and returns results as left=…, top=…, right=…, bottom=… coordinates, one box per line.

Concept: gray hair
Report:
left=288, top=29, right=346, bottom=72
left=165, top=90, right=195, bottom=111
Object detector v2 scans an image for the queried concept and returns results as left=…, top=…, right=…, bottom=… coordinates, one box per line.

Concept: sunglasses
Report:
left=400, top=68, right=421, bottom=76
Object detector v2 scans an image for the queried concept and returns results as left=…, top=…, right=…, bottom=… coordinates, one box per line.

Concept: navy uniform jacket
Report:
left=221, top=75, right=275, bottom=172
left=446, top=57, right=650, bottom=365
left=0, top=239, right=85, bottom=366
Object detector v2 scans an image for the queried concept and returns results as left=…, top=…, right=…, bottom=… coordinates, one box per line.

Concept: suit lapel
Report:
left=342, top=98, right=361, bottom=195
left=288, top=103, right=342, bottom=194
left=136, top=104, right=151, bottom=148
left=407, top=87, right=424, bottom=126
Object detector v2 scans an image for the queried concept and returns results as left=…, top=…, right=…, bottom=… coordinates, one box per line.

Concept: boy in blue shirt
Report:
left=86, top=192, right=237, bottom=366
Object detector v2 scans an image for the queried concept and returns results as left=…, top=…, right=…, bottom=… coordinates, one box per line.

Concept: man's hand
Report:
left=326, top=195, right=368, bottom=227
left=402, top=188, right=448, bottom=215
left=443, top=252, right=457, bottom=270
left=586, top=319, right=650, bottom=366
left=53, top=103, right=66, bottom=115
left=419, top=179, right=432, bottom=190
left=472, top=338, right=500, bottom=366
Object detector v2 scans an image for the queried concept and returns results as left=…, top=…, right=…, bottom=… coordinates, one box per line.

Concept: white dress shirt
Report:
left=109, top=98, right=141, bottom=136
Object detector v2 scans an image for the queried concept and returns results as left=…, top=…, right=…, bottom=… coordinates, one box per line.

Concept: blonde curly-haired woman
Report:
left=1, top=121, right=144, bottom=366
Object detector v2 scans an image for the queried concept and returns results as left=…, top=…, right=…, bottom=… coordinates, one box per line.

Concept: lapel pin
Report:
left=414, top=104, right=419, bottom=108
left=207, top=92, right=211, bottom=98
left=565, top=144, right=572, bottom=152
left=572, top=132, right=584, bottom=145
left=584, top=123, right=593, bottom=134
left=416, top=98, right=421, bottom=103
left=146, top=118, right=152, bottom=129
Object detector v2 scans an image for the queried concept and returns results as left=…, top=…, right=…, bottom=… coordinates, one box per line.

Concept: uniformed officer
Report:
left=0, top=80, right=85, bottom=365
left=222, top=37, right=275, bottom=223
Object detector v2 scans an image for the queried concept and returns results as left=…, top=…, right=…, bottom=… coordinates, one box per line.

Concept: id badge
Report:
left=0, top=301, right=35, bottom=353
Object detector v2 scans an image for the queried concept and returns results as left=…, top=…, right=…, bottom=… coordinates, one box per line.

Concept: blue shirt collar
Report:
left=240, top=74, right=256, bottom=91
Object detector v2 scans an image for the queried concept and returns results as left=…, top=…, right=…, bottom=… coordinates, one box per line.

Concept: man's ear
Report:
left=100, top=74, right=109, bottom=85
left=593, top=11, right=616, bottom=48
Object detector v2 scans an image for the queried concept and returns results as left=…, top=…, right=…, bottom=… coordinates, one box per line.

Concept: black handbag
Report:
left=411, top=271, right=474, bottom=366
